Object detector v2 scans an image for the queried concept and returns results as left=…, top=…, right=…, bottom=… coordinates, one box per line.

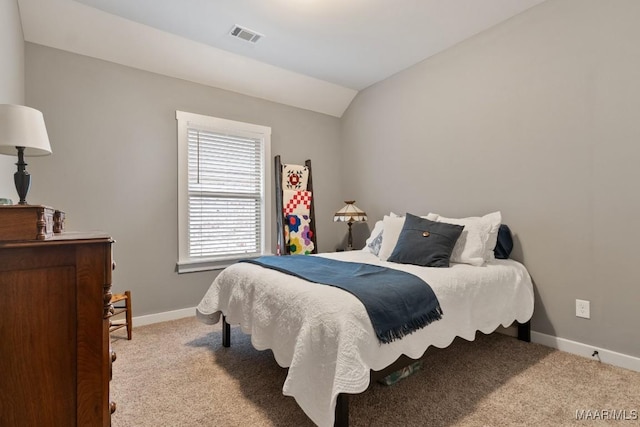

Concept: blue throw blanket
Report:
left=240, top=256, right=443, bottom=344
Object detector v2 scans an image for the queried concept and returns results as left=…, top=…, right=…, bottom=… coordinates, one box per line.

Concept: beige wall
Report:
left=25, top=43, right=343, bottom=316
left=341, top=0, right=640, bottom=357
left=0, top=0, right=25, bottom=198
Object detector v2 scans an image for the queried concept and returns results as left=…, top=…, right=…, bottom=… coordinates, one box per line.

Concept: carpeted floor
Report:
left=110, top=317, right=640, bottom=426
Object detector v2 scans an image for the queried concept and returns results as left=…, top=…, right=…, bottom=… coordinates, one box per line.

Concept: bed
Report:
left=196, top=213, right=534, bottom=426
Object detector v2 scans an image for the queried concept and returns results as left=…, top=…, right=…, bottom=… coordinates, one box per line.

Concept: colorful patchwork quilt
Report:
left=286, top=214, right=315, bottom=254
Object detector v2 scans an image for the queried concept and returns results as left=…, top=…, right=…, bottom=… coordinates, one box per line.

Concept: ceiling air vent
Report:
left=229, top=25, right=263, bottom=44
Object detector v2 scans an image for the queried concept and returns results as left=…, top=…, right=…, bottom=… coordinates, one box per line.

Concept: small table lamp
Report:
left=0, top=104, right=52, bottom=205
left=333, top=200, right=367, bottom=250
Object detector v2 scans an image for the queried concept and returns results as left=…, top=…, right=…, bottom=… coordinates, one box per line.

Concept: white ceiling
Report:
left=18, top=0, right=547, bottom=116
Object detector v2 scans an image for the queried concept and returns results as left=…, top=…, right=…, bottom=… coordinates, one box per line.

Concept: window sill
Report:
left=176, top=253, right=273, bottom=274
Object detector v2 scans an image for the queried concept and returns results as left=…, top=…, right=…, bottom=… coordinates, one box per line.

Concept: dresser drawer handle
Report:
left=110, top=401, right=117, bottom=414
left=111, top=350, right=117, bottom=363
left=112, top=261, right=116, bottom=271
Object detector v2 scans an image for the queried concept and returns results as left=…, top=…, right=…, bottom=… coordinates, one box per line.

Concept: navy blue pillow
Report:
left=494, top=224, right=513, bottom=259
left=388, top=213, right=464, bottom=267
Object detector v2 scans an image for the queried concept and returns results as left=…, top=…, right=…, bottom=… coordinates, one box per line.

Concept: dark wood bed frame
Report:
left=220, top=315, right=531, bottom=426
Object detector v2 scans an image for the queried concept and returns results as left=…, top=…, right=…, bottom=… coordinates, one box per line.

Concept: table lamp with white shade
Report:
left=0, top=104, right=52, bottom=205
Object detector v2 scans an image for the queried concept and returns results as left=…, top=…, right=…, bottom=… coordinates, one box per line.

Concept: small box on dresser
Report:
left=0, top=205, right=55, bottom=240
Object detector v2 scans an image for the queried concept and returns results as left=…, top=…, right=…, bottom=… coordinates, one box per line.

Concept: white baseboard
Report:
left=133, top=307, right=196, bottom=327
left=532, top=331, right=640, bottom=373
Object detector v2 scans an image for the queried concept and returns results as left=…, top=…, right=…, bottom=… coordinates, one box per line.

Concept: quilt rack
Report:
left=274, top=155, right=318, bottom=255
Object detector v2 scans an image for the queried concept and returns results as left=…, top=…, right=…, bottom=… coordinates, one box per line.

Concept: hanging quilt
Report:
left=286, top=214, right=315, bottom=254
left=282, top=164, right=309, bottom=191
left=283, top=190, right=312, bottom=216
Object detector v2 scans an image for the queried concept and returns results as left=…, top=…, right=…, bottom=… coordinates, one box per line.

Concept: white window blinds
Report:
left=187, top=129, right=263, bottom=259
left=176, top=111, right=272, bottom=273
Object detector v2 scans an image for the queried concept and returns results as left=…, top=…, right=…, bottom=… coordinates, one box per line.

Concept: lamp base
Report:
left=14, top=170, right=31, bottom=205
left=14, top=146, right=31, bottom=205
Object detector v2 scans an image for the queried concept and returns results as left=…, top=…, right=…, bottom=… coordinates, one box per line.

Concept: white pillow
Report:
left=428, top=211, right=501, bottom=266
left=378, top=215, right=407, bottom=261
left=483, top=212, right=502, bottom=261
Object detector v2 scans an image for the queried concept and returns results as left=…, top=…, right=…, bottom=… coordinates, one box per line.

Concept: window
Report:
left=176, top=111, right=272, bottom=273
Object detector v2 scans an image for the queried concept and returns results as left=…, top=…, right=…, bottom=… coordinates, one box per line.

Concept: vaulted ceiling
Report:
left=18, top=0, right=547, bottom=117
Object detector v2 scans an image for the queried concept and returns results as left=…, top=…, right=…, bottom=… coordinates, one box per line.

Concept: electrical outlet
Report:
left=576, top=299, right=590, bottom=319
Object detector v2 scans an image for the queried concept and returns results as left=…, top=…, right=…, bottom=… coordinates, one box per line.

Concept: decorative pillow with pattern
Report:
left=286, top=214, right=314, bottom=254
left=364, top=220, right=384, bottom=253
left=367, top=230, right=384, bottom=256
left=364, top=212, right=401, bottom=257
left=282, top=164, right=309, bottom=191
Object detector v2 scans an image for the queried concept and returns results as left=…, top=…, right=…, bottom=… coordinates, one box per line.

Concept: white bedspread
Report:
left=196, top=251, right=534, bottom=426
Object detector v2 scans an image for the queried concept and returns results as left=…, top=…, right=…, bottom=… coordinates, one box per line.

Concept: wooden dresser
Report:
left=0, top=232, right=116, bottom=426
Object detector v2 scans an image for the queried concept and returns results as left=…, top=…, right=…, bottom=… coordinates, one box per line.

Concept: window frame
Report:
left=176, top=110, right=272, bottom=273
